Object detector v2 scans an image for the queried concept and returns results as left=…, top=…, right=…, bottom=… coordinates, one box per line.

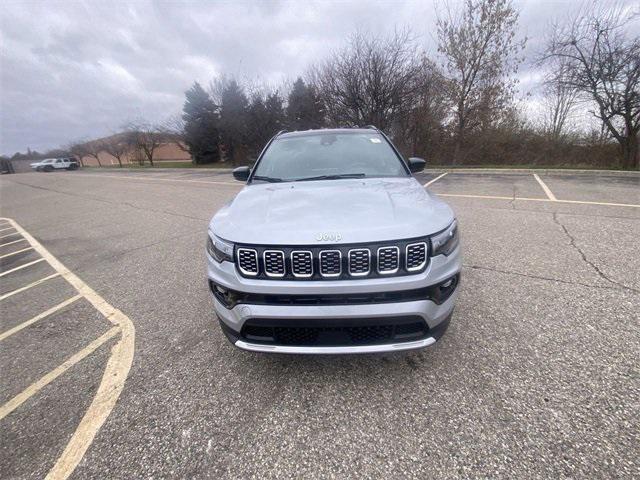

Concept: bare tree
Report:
left=159, top=114, right=190, bottom=155
left=542, top=4, right=640, bottom=169
left=395, top=57, right=448, bottom=156
left=125, top=122, right=162, bottom=167
left=310, top=29, right=424, bottom=130
left=437, top=0, right=525, bottom=163
left=541, top=63, right=579, bottom=139
left=101, top=135, right=130, bottom=167
left=69, top=139, right=103, bottom=167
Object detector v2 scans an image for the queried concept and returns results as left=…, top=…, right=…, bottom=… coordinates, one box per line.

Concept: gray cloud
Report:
left=1, top=0, right=637, bottom=154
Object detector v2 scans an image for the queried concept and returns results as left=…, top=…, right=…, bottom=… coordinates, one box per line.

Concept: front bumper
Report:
left=207, top=245, right=461, bottom=354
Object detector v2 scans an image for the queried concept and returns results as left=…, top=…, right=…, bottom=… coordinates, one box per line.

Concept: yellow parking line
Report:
left=0, top=238, right=27, bottom=248
left=0, top=258, right=46, bottom=277
left=0, top=326, right=120, bottom=421
left=74, top=172, right=238, bottom=187
left=424, top=172, right=448, bottom=187
left=0, top=232, right=20, bottom=240
left=0, top=273, right=61, bottom=301
left=3, top=217, right=136, bottom=480
left=0, top=295, right=82, bottom=342
left=0, top=246, right=34, bottom=259
left=435, top=193, right=640, bottom=208
left=533, top=174, right=558, bottom=201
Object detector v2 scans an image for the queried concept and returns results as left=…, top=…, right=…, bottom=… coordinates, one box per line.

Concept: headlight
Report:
left=207, top=234, right=234, bottom=263
left=430, top=219, right=459, bottom=256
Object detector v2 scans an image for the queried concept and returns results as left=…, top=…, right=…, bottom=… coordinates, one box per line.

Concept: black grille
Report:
left=233, top=237, right=430, bottom=280
left=263, top=250, right=285, bottom=277
left=377, top=246, right=399, bottom=274
left=291, top=251, right=313, bottom=277
left=319, top=250, right=341, bottom=277
left=237, top=248, right=258, bottom=275
left=348, top=249, right=370, bottom=276
left=406, top=242, right=427, bottom=271
left=241, top=316, right=428, bottom=347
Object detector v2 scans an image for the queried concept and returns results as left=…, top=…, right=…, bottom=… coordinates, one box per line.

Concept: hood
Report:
left=209, top=177, right=454, bottom=245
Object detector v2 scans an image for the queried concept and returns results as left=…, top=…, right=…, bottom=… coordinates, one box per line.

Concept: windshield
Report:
left=251, top=132, right=408, bottom=182
left=40, top=159, right=54, bottom=164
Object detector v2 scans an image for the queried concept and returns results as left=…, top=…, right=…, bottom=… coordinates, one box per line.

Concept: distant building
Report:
left=78, top=133, right=191, bottom=166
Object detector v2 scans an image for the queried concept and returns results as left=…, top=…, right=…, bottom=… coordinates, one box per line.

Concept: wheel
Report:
left=44, top=166, right=54, bottom=172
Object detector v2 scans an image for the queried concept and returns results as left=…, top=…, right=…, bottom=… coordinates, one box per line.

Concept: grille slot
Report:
left=319, top=250, right=342, bottom=277
left=291, top=251, right=313, bottom=277
left=263, top=250, right=285, bottom=277
left=237, top=248, right=258, bottom=276
left=406, top=242, right=427, bottom=271
left=240, top=316, right=429, bottom=347
left=348, top=249, right=370, bottom=276
left=377, top=246, right=399, bottom=274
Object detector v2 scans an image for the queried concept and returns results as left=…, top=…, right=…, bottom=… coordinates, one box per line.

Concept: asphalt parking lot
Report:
left=0, top=168, right=638, bottom=479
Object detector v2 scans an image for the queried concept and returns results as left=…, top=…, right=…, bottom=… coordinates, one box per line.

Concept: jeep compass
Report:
left=207, top=127, right=460, bottom=354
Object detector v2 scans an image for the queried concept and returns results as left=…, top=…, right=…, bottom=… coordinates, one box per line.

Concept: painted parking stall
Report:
left=0, top=218, right=135, bottom=480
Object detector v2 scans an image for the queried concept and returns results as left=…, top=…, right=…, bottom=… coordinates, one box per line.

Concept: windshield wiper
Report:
left=294, top=173, right=366, bottom=182
left=252, top=175, right=283, bottom=183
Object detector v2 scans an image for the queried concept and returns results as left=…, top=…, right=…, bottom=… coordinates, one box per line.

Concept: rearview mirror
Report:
left=408, top=157, right=426, bottom=173
left=232, top=166, right=250, bottom=181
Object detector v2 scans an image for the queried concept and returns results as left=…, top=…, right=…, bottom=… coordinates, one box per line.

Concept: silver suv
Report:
left=207, top=128, right=460, bottom=354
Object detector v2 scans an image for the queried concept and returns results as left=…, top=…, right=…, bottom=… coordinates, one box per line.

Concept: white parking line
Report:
left=0, top=246, right=34, bottom=259
left=0, top=295, right=82, bottom=342
left=533, top=174, right=558, bottom=201
left=0, top=326, right=120, bottom=421
left=0, top=238, right=27, bottom=248
left=0, top=273, right=61, bottom=301
left=424, top=173, right=448, bottom=187
left=0, top=226, right=16, bottom=233
left=0, top=232, right=20, bottom=240
left=435, top=193, right=640, bottom=208
left=3, top=217, right=136, bottom=480
left=0, top=258, right=46, bottom=277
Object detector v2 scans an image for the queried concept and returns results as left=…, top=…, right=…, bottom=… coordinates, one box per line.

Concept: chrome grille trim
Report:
left=377, top=246, right=399, bottom=274
left=263, top=250, right=285, bottom=278
left=319, top=250, right=342, bottom=277
left=405, top=242, right=427, bottom=272
left=237, top=248, right=259, bottom=276
left=348, top=248, right=370, bottom=277
left=291, top=250, right=313, bottom=278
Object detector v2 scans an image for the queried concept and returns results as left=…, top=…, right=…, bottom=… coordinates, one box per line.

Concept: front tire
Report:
left=44, top=166, right=53, bottom=172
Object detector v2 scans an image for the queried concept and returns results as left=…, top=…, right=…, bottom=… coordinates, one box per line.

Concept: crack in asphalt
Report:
left=509, top=186, right=517, bottom=210
left=551, top=212, right=639, bottom=294
left=463, top=263, right=634, bottom=294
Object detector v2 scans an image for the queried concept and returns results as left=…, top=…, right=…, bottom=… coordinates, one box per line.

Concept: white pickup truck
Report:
left=30, top=157, right=79, bottom=172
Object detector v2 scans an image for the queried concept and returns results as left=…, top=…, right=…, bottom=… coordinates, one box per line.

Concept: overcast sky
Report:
left=1, top=0, right=637, bottom=155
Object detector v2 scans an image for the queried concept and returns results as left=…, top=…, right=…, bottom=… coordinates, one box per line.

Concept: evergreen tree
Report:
left=218, top=79, right=249, bottom=164
left=245, top=91, right=287, bottom=157
left=286, top=77, right=324, bottom=131
left=182, top=82, right=220, bottom=164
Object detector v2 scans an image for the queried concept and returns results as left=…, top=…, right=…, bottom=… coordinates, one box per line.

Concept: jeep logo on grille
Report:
left=316, top=232, right=342, bottom=242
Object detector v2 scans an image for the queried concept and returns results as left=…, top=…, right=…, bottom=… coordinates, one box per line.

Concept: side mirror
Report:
left=232, top=166, right=250, bottom=181
left=408, top=157, right=426, bottom=173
